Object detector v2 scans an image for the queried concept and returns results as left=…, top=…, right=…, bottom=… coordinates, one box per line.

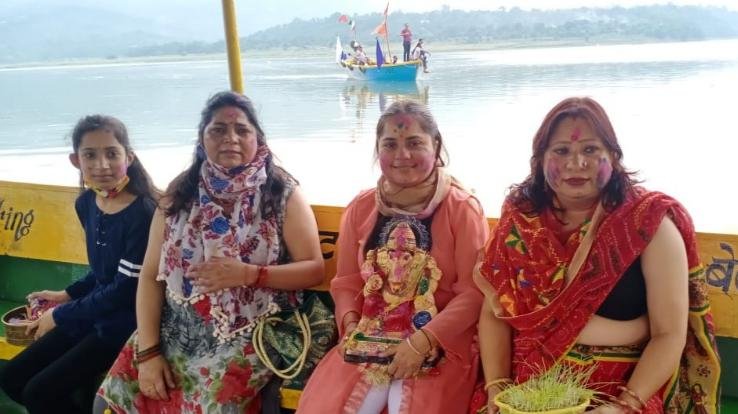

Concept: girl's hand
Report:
left=486, top=386, right=504, bottom=413
left=27, top=290, right=71, bottom=304
left=26, top=310, right=56, bottom=339
left=187, top=258, right=253, bottom=293
left=138, top=355, right=176, bottom=401
left=387, top=338, right=427, bottom=379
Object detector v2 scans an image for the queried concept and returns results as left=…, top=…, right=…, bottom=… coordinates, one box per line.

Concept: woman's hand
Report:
left=25, top=310, right=56, bottom=339
left=138, top=355, right=176, bottom=401
left=187, top=258, right=254, bottom=293
left=588, top=404, right=627, bottom=413
left=486, top=386, right=502, bottom=413
left=337, top=321, right=359, bottom=357
left=387, top=336, right=428, bottom=379
left=27, top=290, right=71, bottom=304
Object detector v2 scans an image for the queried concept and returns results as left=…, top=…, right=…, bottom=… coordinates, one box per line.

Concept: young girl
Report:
left=0, top=115, right=158, bottom=414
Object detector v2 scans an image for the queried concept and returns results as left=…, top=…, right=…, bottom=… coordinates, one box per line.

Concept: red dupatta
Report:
left=477, top=189, right=720, bottom=413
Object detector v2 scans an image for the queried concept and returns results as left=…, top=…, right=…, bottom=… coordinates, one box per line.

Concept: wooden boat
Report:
left=339, top=59, right=421, bottom=81
left=1, top=180, right=738, bottom=410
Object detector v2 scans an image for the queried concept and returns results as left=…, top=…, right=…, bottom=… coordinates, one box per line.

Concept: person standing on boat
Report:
left=475, top=97, right=720, bottom=413
left=0, top=115, right=158, bottom=414
left=296, top=100, right=488, bottom=414
left=94, top=91, right=324, bottom=413
left=400, top=23, right=413, bottom=61
left=412, top=39, right=430, bottom=73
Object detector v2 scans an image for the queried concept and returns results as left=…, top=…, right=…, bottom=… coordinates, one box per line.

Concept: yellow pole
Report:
left=221, top=0, right=244, bottom=93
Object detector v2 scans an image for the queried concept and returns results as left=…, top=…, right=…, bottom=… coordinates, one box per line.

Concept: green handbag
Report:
left=253, top=293, right=337, bottom=388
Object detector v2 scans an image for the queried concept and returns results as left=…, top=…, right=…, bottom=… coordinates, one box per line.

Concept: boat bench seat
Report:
left=2, top=181, right=738, bottom=409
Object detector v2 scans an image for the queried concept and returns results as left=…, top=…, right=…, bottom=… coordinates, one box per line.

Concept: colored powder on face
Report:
left=571, top=126, right=582, bottom=142
left=222, top=108, right=241, bottom=121
left=391, top=114, right=415, bottom=132
left=544, top=162, right=561, bottom=188
left=596, top=157, right=613, bottom=188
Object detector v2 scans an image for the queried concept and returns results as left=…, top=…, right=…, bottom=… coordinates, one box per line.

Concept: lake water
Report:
left=1, top=39, right=737, bottom=233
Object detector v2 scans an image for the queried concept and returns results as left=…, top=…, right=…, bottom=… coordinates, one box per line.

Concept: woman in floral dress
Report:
left=94, top=91, right=324, bottom=413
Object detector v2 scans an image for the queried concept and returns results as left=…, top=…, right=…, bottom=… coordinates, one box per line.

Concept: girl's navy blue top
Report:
left=52, top=190, right=156, bottom=346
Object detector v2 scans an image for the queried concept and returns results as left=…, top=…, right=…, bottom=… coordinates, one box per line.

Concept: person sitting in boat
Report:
left=354, top=45, right=371, bottom=65
left=93, top=91, right=324, bottom=413
left=411, top=39, right=430, bottom=73
left=0, top=115, right=158, bottom=414
left=296, top=100, right=489, bottom=414
left=474, top=96, right=720, bottom=413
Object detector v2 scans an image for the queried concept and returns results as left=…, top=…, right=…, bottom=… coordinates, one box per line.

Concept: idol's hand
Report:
left=187, top=258, right=254, bottom=293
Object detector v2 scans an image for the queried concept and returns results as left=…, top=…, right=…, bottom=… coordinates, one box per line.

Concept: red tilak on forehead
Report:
left=391, top=114, right=415, bottom=130
left=223, top=108, right=241, bottom=120
left=571, top=126, right=582, bottom=141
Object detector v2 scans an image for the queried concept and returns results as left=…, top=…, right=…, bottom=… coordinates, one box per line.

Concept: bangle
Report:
left=617, top=385, right=646, bottom=409
left=484, top=377, right=513, bottom=391
left=405, top=337, right=425, bottom=356
left=136, top=350, right=161, bottom=364
left=255, top=266, right=268, bottom=287
left=418, top=328, right=433, bottom=349
left=609, top=395, right=643, bottom=414
left=135, top=343, right=161, bottom=363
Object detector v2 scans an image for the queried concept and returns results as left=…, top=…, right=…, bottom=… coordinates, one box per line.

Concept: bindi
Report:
left=570, top=126, right=581, bottom=142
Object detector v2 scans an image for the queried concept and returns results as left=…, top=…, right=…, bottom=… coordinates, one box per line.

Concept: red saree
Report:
left=476, top=189, right=720, bottom=413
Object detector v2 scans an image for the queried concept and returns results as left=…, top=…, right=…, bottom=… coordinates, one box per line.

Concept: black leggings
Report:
left=0, top=327, right=122, bottom=414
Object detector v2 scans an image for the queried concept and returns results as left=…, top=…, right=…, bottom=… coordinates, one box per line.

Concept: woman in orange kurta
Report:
left=297, top=100, right=489, bottom=414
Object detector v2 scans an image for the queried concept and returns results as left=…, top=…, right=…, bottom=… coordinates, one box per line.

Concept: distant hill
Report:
left=1, top=4, right=737, bottom=63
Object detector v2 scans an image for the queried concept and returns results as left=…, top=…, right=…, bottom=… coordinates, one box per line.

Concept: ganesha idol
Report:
left=343, top=217, right=442, bottom=383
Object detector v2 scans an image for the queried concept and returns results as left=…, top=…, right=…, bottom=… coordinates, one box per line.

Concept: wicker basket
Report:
left=2, top=305, right=35, bottom=346
left=494, top=388, right=590, bottom=414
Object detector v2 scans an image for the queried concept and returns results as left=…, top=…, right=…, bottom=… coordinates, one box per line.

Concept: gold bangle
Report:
left=609, top=395, right=643, bottom=414
left=405, top=337, right=424, bottom=356
left=617, top=385, right=647, bottom=409
left=418, top=328, right=433, bottom=348
left=484, top=377, right=513, bottom=391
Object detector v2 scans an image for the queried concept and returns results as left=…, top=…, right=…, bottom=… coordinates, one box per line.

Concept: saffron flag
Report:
left=338, top=14, right=349, bottom=23
left=375, top=38, right=385, bottom=68
left=372, top=21, right=387, bottom=37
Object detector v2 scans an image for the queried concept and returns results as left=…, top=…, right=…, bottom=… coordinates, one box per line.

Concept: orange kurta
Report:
left=297, top=186, right=488, bottom=414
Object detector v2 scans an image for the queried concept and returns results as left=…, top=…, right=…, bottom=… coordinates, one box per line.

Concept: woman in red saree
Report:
left=475, top=97, right=720, bottom=413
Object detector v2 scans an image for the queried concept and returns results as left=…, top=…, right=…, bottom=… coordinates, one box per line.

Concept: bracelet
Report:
left=136, top=350, right=161, bottom=364
left=617, top=385, right=647, bottom=409
left=405, top=337, right=425, bottom=356
left=609, top=395, right=643, bottom=414
left=136, top=343, right=160, bottom=357
left=418, top=328, right=433, bottom=349
left=135, top=343, right=161, bottom=363
left=255, top=266, right=268, bottom=287
left=484, top=377, right=513, bottom=391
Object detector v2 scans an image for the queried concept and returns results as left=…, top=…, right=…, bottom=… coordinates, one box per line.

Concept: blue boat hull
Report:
left=340, top=61, right=420, bottom=81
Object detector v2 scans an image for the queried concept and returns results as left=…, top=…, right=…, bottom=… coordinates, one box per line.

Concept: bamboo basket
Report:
left=494, top=388, right=590, bottom=414
left=2, top=306, right=34, bottom=346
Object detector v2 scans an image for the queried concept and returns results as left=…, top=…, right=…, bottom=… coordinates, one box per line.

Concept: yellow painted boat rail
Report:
left=2, top=180, right=737, bottom=338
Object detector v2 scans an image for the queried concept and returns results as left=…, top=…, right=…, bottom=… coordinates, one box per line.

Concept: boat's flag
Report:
left=372, top=21, right=387, bottom=37
left=335, top=36, right=344, bottom=63
left=338, top=14, right=356, bottom=32
left=375, top=38, right=385, bottom=68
